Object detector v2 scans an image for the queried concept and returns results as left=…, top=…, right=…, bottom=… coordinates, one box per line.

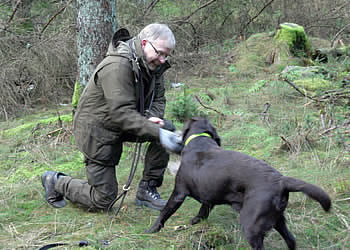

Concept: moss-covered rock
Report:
left=230, top=31, right=307, bottom=76
left=280, top=65, right=335, bottom=94
left=280, top=66, right=328, bottom=80
left=294, top=78, right=332, bottom=92
left=274, top=23, right=312, bottom=56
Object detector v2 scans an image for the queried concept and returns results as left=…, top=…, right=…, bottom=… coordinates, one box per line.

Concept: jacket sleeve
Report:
left=98, top=60, right=160, bottom=138
left=147, top=74, right=166, bottom=119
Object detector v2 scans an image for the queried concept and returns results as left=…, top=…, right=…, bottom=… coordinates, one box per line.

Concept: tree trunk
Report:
left=76, top=0, right=117, bottom=88
left=73, top=0, right=117, bottom=110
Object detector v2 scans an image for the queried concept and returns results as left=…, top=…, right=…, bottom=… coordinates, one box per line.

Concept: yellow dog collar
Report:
left=184, top=133, right=211, bottom=146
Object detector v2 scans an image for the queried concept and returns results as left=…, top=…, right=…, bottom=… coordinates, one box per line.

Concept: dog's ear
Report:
left=182, top=119, right=193, bottom=142
left=212, top=127, right=221, bottom=146
left=204, top=119, right=221, bottom=146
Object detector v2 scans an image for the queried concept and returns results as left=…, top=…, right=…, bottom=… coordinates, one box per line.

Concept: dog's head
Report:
left=182, top=117, right=221, bottom=146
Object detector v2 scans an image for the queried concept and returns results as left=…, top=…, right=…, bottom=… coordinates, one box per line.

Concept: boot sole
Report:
left=135, top=198, right=163, bottom=211
left=41, top=171, right=67, bottom=208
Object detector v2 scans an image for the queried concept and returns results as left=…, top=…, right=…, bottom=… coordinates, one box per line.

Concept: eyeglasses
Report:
left=148, top=41, right=169, bottom=60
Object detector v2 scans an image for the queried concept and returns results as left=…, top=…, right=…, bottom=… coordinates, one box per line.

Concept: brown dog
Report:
left=146, top=117, right=331, bottom=250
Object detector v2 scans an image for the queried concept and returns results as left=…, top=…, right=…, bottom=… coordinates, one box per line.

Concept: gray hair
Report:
left=138, top=23, right=176, bottom=49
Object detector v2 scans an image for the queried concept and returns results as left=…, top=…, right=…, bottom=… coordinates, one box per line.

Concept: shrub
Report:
left=168, top=87, right=199, bottom=122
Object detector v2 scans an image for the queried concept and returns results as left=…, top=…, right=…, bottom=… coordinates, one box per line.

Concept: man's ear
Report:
left=141, top=39, right=147, bottom=48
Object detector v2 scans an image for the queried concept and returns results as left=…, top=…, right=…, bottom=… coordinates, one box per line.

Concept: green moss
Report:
left=8, top=151, right=84, bottom=183
left=294, top=78, right=332, bottom=92
left=274, top=23, right=312, bottom=56
left=72, top=81, right=83, bottom=109
left=2, top=114, right=72, bottom=138
left=338, top=46, right=350, bottom=56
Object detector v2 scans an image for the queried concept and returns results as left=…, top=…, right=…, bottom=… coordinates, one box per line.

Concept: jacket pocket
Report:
left=78, top=124, right=122, bottom=166
left=90, top=125, right=120, bottom=144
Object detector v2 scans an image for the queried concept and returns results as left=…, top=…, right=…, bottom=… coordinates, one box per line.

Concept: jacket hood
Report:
left=106, top=36, right=143, bottom=60
left=106, top=33, right=171, bottom=75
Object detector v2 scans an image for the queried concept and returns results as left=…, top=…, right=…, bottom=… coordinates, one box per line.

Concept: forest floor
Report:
left=0, top=33, right=349, bottom=249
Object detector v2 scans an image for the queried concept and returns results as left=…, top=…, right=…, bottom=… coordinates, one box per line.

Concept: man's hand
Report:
left=159, top=128, right=183, bottom=154
left=148, top=117, right=176, bottom=132
left=148, top=117, right=164, bottom=126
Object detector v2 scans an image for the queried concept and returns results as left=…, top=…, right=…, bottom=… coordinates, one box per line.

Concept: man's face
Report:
left=142, top=39, right=172, bottom=71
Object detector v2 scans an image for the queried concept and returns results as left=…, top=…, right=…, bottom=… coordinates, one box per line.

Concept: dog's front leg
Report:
left=191, top=203, right=214, bottom=225
left=145, top=191, right=186, bottom=233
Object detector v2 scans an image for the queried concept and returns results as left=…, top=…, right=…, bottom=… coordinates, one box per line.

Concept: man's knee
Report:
left=92, top=186, right=118, bottom=210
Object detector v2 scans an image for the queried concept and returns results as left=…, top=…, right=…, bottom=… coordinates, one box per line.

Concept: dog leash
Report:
left=107, top=141, right=142, bottom=217
left=184, top=133, right=211, bottom=146
left=39, top=240, right=88, bottom=249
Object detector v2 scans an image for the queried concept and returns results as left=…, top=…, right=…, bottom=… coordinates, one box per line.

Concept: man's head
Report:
left=138, top=23, right=175, bottom=70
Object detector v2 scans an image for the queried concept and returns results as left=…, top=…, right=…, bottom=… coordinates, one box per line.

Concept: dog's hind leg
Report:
left=241, top=227, right=265, bottom=250
left=240, top=200, right=268, bottom=250
left=241, top=229, right=265, bottom=250
left=274, top=215, right=295, bottom=250
left=190, top=203, right=214, bottom=225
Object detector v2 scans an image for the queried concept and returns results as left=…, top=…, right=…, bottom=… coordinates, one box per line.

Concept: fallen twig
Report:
left=280, top=135, right=293, bottom=151
left=319, top=91, right=350, bottom=100
left=47, top=128, right=63, bottom=137
left=282, top=78, right=318, bottom=101
left=335, top=197, right=350, bottom=202
left=319, top=126, right=338, bottom=136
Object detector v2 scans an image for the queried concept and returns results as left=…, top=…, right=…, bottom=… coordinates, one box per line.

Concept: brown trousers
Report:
left=55, top=139, right=169, bottom=210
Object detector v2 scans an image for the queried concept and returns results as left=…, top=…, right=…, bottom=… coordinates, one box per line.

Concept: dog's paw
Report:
left=145, top=225, right=161, bottom=233
left=190, top=216, right=201, bottom=225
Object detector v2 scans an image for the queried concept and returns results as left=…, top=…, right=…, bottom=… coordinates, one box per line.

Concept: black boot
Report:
left=41, top=171, right=67, bottom=208
left=135, top=180, right=167, bottom=211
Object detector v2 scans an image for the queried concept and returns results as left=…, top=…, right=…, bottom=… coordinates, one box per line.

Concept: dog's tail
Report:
left=281, top=176, right=331, bottom=211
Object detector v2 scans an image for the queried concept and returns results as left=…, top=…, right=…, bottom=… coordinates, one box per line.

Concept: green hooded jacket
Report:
left=73, top=36, right=170, bottom=165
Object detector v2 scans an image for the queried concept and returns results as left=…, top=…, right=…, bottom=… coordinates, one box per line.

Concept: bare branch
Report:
left=143, top=0, right=161, bottom=16
left=40, top=0, right=73, bottom=34
left=173, top=0, right=217, bottom=23
left=282, top=78, right=318, bottom=101
left=331, top=23, right=350, bottom=48
left=4, top=0, right=21, bottom=29
left=305, top=2, right=350, bottom=28
left=239, top=0, right=276, bottom=35
left=194, top=95, right=225, bottom=117
left=220, top=9, right=235, bottom=28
